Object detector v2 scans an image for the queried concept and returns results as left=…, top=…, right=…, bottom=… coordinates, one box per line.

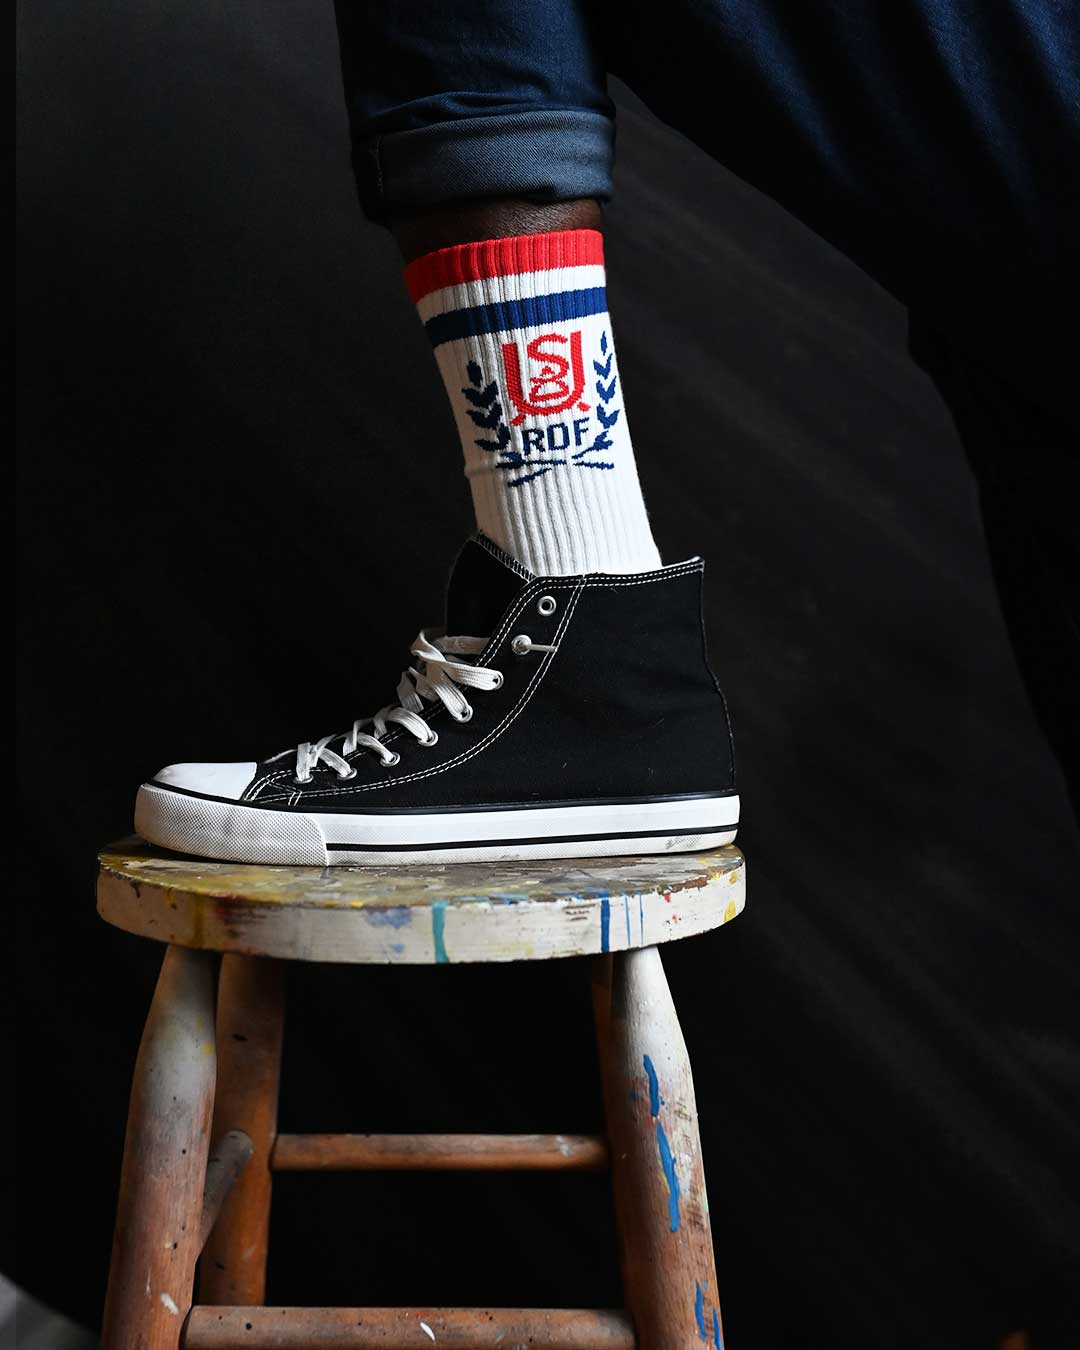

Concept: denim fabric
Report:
left=333, top=0, right=616, bottom=217
left=366, top=109, right=615, bottom=215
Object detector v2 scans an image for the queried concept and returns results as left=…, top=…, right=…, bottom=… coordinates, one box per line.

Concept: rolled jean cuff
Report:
left=354, top=109, right=616, bottom=223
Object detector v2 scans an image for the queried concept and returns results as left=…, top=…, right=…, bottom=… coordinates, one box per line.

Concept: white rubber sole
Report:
left=135, top=782, right=740, bottom=866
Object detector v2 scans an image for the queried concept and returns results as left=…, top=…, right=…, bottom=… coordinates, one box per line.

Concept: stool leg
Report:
left=102, top=945, right=217, bottom=1350
left=594, top=947, right=725, bottom=1349
left=199, top=955, right=286, bottom=1305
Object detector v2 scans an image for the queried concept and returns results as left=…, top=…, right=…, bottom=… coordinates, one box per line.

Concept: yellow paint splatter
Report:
left=724, top=900, right=738, bottom=923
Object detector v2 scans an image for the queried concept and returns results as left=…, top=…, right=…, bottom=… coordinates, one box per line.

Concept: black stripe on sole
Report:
left=325, top=822, right=739, bottom=853
left=148, top=781, right=737, bottom=814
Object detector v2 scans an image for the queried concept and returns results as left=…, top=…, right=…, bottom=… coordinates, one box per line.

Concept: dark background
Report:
left=16, top=0, right=1079, bottom=1346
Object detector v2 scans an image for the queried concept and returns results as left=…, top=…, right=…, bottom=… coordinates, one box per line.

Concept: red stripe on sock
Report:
left=405, top=229, right=605, bottom=305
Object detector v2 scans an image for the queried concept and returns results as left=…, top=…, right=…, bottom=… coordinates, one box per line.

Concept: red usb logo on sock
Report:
left=501, top=332, right=591, bottom=425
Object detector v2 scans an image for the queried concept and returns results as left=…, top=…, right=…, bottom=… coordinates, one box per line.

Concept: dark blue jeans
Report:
left=332, top=0, right=1079, bottom=796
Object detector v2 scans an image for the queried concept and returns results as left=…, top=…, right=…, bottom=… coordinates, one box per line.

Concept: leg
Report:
left=199, top=956, right=286, bottom=1305
left=140, top=0, right=740, bottom=861
left=102, top=945, right=217, bottom=1350
left=594, top=948, right=724, bottom=1349
left=331, top=0, right=665, bottom=579
left=330, top=0, right=1078, bottom=787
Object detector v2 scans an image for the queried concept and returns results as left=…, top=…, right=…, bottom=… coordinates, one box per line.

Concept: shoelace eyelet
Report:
left=511, top=634, right=533, bottom=656
left=537, top=594, right=557, bottom=616
left=337, top=767, right=357, bottom=781
left=453, top=706, right=474, bottom=723
left=490, top=670, right=504, bottom=689
left=293, top=774, right=312, bottom=786
left=382, top=751, right=401, bottom=767
left=421, top=729, right=439, bottom=748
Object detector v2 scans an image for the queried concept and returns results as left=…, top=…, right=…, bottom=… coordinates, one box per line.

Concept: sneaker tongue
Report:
left=444, top=535, right=532, bottom=637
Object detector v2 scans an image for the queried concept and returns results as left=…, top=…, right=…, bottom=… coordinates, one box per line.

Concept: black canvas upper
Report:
left=443, top=533, right=531, bottom=637
left=195, top=534, right=736, bottom=811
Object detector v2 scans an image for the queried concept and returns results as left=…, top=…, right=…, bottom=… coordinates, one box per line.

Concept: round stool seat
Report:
left=97, top=837, right=745, bottom=964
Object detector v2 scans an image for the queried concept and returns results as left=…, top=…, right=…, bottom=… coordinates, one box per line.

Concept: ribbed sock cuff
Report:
left=405, top=229, right=604, bottom=304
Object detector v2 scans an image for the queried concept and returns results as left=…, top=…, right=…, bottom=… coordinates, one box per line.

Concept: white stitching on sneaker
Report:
left=272, top=582, right=585, bottom=801
left=291, top=631, right=502, bottom=783
left=245, top=561, right=703, bottom=801
left=248, top=573, right=566, bottom=800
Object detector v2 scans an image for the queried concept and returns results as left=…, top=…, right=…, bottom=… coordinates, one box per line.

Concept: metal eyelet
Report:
left=511, top=634, right=532, bottom=656
left=421, top=730, right=439, bottom=748
left=293, top=774, right=312, bottom=786
left=337, top=767, right=357, bottom=781
left=382, top=752, right=401, bottom=767
left=454, top=705, right=474, bottom=723
left=490, top=670, right=504, bottom=689
left=537, top=594, right=557, bottom=616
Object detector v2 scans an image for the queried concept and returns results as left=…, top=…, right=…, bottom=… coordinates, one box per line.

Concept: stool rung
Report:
left=183, top=1306, right=635, bottom=1348
left=271, top=1131, right=608, bottom=1172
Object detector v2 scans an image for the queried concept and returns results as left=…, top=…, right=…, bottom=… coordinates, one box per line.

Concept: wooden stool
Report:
left=97, top=838, right=746, bottom=1349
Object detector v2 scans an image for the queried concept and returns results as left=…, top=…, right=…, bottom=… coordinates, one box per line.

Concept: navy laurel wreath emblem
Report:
left=462, top=332, right=620, bottom=488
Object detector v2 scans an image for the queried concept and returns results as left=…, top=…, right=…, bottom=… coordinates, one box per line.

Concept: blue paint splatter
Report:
left=695, top=1283, right=707, bottom=1340
left=432, top=900, right=448, bottom=964
left=492, top=892, right=529, bottom=904
left=644, top=1055, right=679, bottom=1230
left=639, top=892, right=644, bottom=942
left=657, top=1121, right=681, bottom=1231
left=362, top=907, right=412, bottom=928
left=389, top=942, right=405, bottom=954
left=624, top=894, right=631, bottom=946
left=643, top=1054, right=662, bottom=1115
left=600, top=894, right=610, bottom=953
left=713, top=1307, right=723, bottom=1348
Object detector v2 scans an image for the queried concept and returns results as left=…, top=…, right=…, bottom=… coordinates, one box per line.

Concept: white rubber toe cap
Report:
left=153, top=761, right=259, bottom=801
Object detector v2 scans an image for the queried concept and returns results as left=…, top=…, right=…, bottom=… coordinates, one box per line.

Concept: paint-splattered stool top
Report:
left=97, top=838, right=745, bottom=964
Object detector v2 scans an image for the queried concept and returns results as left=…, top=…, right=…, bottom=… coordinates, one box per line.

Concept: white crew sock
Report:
left=404, top=228, right=662, bottom=576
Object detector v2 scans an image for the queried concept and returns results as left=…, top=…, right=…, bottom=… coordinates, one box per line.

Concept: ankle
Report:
left=390, top=197, right=602, bottom=264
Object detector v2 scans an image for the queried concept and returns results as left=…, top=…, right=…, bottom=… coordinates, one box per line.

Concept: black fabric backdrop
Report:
left=16, top=1, right=1080, bottom=1345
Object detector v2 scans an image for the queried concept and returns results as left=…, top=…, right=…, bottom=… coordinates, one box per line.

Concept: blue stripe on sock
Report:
left=425, top=287, right=608, bottom=348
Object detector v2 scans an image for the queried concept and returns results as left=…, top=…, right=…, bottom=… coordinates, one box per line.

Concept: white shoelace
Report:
left=291, top=630, right=504, bottom=783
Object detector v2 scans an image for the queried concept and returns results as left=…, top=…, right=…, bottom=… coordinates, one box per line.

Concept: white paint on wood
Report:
left=97, top=838, right=746, bottom=965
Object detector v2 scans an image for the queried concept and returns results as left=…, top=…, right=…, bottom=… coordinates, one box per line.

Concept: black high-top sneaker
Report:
left=135, top=534, right=739, bottom=865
